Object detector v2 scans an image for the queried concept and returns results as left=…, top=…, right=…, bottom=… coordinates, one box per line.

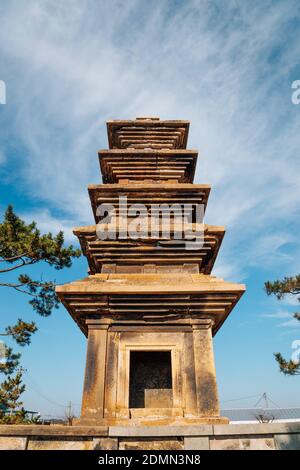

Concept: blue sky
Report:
left=0, top=0, right=300, bottom=418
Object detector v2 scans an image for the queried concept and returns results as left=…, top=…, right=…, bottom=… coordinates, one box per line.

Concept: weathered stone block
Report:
left=144, top=388, right=173, bottom=408
left=0, top=437, right=27, bottom=450
left=109, top=424, right=213, bottom=437
left=214, top=422, right=300, bottom=436
left=274, top=433, right=300, bottom=450
left=119, top=437, right=184, bottom=450
left=0, top=424, right=108, bottom=437
left=210, top=437, right=275, bottom=450
left=184, top=437, right=209, bottom=450
left=27, top=438, right=93, bottom=450
left=92, top=437, right=118, bottom=450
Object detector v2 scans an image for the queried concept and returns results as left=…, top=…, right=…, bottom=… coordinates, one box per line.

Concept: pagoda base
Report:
left=74, top=415, right=229, bottom=426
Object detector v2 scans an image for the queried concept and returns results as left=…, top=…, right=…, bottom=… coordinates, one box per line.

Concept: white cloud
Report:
left=212, top=259, right=246, bottom=283
left=278, top=317, right=300, bottom=329
left=262, top=310, right=300, bottom=331
left=21, top=209, right=78, bottom=244
left=282, top=294, right=300, bottom=307
left=263, top=311, right=292, bottom=319
left=0, top=0, right=299, bottom=278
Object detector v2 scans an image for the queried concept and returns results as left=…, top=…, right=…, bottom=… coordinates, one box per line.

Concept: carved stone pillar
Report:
left=81, top=325, right=108, bottom=420
left=192, top=319, right=220, bottom=416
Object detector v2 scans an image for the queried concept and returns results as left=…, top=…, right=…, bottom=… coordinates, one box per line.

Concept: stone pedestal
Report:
left=2, top=422, right=300, bottom=450
left=78, top=319, right=227, bottom=426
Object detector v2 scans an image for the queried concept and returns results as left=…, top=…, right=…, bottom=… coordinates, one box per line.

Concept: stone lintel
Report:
left=84, top=318, right=215, bottom=334
left=108, top=325, right=193, bottom=332
left=86, top=321, right=110, bottom=330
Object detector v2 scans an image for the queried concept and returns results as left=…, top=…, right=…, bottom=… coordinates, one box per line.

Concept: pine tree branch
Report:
left=0, top=282, right=38, bottom=296
left=0, top=206, right=80, bottom=418
left=265, top=275, right=300, bottom=299
left=274, top=352, right=300, bottom=375
left=0, top=253, right=29, bottom=262
left=0, top=259, right=36, bottom=273
left=2, top=320, right=37, bottom=346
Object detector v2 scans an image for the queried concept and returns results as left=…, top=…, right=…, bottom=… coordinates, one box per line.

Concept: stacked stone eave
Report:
left=56, top=117, right=245, bottom=338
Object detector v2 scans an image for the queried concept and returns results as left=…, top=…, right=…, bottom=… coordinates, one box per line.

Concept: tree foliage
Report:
left=4, top=320, right=37, bottom=346
left=265, top=275, right=300, bottom=300
left=0, top=205, right=81, bottom=422
left=273, top=353, right=300, bottom=376
left=0, top=347, right=21, bottom=375
left=265, top=274, right=300, bottom=375
left=0, top=371, right=25, bottom=412
left=0, top=205, right=79, bottom=269
left=0, top=205, right=81, bottom=318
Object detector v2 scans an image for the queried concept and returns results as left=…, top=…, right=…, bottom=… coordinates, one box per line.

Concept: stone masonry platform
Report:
left=0, top=422, right=299, bottom=450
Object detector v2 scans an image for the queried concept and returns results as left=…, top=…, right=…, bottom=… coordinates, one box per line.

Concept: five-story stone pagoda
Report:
left=56, top=117, right=245, bottom=426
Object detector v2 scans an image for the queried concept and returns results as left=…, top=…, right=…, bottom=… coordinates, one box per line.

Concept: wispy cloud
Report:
left=278, top=317, right=300, bottom=329
left=21, top=209, right=78, bottom=243
left=263, top=310, right=300, bottom=331
left=0, top=0, right=299, bottom=278
left=263, top=310, right=292, bottom=319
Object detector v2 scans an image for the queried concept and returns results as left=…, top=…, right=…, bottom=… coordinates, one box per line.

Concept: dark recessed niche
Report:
left=129, top=351, right=172, bottom=408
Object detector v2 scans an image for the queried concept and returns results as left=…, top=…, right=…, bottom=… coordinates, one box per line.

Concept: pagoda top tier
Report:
left=106, top=117, right=190, bottom=150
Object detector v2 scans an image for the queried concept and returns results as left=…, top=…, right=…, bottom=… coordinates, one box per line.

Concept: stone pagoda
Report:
left=56, top=117, right=245, bottom=426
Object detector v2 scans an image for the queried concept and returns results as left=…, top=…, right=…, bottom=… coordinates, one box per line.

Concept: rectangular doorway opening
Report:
left=129, top=351, right=173, bottom=408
